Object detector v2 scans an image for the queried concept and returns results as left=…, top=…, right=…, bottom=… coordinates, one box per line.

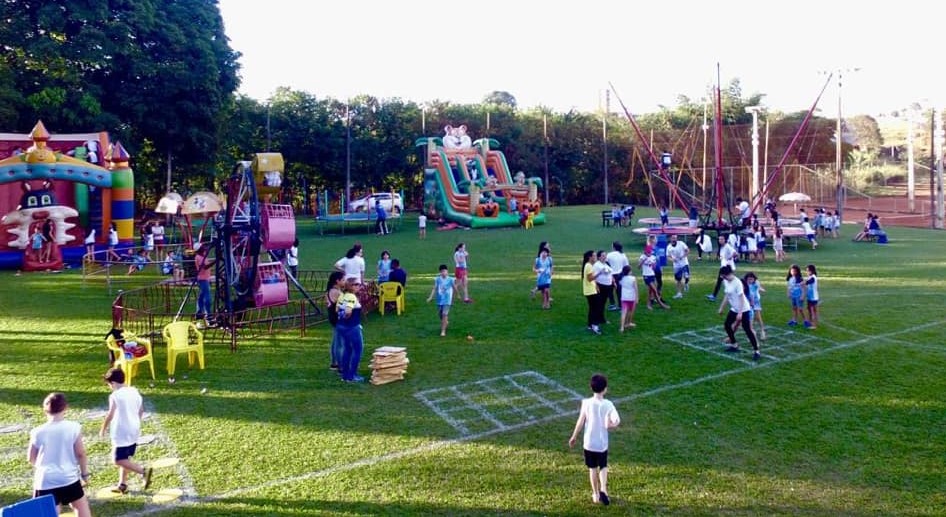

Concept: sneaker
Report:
left=591, top=325, right=601, bottom=335
left=753, top=351, right=761, bottom=361
left=111, top=483, right=128, bottom=494
left=599, top=491, right=610, bottom=506
left=463, top=298, right=474, bottom=304
left=343, top=375, right=365, bottom=383
left=788, top=320, right=797, bottom=327
left=673, top=293, right=683, bottom=299
left=329, top=363, right=340, bottom=371
left=803, top=320, right=812, bottom=329
left=705, top=294, right=716, bottom=301
left=143, top=467, right=153, bottom=489
left=724, top=345, right=740, bottom=353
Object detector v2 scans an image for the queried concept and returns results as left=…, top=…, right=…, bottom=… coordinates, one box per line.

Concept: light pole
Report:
left=345, top=100, right=351, bottom=212
left=907, top=107, right=916, bottom=212
left=745, top=106, right=762, bottom=202
left=832, top=68, right=859, bottom=220
left=543, top=113, right=550, bottom=206
left=602, top=89, right=610, bottom=205
left=934, top=107, right=945, bottom=229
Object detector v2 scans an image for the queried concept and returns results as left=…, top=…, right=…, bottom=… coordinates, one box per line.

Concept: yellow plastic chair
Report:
left=162, top=321, right=205, bottom=378
left=377, top=281, right=405, bottom=316
left=105, top=332, right=155, bottom=386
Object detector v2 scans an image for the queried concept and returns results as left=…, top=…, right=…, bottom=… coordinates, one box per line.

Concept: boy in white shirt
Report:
left=418, top=212, right=427, bottom=239
left=100, top=368, right=152, bottom=493
left=568, top=374, right=621, bottom=506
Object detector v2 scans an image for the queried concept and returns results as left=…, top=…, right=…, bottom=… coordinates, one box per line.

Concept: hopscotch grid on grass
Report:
left=665, top=325, right=843, bottom=364
left=120, top=319, right=946, bottom=516
left=415, top=371, right=582, bottom=437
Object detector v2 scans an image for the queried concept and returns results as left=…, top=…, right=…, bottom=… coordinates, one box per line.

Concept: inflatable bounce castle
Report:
left=0, top=121, right=134, bottom=271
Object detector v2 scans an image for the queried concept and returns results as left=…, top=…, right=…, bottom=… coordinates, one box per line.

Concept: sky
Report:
left=218, top=0, right=941, bottom=119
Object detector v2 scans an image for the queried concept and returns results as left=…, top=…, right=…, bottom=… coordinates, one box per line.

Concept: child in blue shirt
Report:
left=427, top=264, right=459, bottom=337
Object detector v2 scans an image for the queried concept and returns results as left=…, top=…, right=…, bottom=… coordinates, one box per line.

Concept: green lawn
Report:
left=1, top=205, right=944, bottom=516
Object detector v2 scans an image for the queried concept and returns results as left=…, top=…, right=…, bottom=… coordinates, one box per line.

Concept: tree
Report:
left=0, top=0, right=240, bottom=194
left=847, top=115, right=883, bottom=156
left=483, top=91, right=517, bottom=110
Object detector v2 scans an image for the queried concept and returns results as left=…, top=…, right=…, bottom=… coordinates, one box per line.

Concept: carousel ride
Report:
left=113, top=153, right=323, bottom=350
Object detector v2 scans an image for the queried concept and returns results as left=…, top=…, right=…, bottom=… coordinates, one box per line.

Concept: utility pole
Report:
left=543, top=113, right=550, bottom=206
left=345, top=101, right=351, bottom=212
left=603, top=89, right=609, bottom=205
left=907, top=108, right=915, bottom=212
left=934, top=107, right=945, bottom=229
left=745, top=106, right=762, bottom=202
left=835, top=71, right=844, bottom=220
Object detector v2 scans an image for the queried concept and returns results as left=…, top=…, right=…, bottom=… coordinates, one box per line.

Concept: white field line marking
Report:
left=119, top=320, right=946, bottom=516
left=664, top=330, right=756, bottom=365
left=507, top=371, right=584, bottom=413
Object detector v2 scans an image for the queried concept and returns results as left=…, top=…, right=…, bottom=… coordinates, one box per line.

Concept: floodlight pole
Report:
left=907, top=108, right=915, bottom=212
left=835, top=72, right=844, bottom=220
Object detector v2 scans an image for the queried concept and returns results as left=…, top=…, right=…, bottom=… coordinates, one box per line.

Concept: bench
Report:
left=602, top=210, right=613, bottom=227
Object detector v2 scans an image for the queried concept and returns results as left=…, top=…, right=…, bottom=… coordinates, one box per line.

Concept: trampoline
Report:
left=631, top=226, right=701, bottom=236
left=314, top=212, right=401, bottom=235
left=637, top=216, right=690, bottom=227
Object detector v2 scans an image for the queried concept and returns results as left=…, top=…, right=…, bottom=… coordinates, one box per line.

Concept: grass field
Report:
left=1, top=205, right=944, bottom=516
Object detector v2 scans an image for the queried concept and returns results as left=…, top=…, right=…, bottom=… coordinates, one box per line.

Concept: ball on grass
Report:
left=467, top=334, right=474, bottom=342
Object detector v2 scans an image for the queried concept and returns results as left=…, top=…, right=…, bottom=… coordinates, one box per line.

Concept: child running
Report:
left=100, top=368, right=152, bottom=494
left=804, top=264, right=820, bottom=329
left=786, top=264, right=806, bottom=327
left=427, top=264, right=459, bottom=337
left=618, top=265, right=638, bottom=332
left=744, top=271, right=766, bottom=340
left=638, top=246, right=669, bottom=310
left=568, top=373, right=620, bottom=506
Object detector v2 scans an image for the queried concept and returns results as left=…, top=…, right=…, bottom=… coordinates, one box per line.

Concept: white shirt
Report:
left=723, top=277, right=750, bottom=313
left=698, top=234, right=713, bottom=253
left=667, top=241, right=689, bottom=270
left=592, top=261, right=612, bottom=286
left=109, top=228, right=119, bottom=246
left=29, top=419, right=82, bottom=490
left=579, top=396, right=620, bottom=452
left=152, top=225, right=165, bottom=241
left=719, top=243, right=736, bottom=269
left=802, top=221, right=815, bottom=235
left=738, top=201, right=750, bottom=220
left=418, top=214, right=427, bottom=229
left=84, top=228, right=96, bottom=245
left=619, top=274, right=638, bottom=302
left=335, top=255, right=365, bottom=283
left=287, top=246, right=298, bottom=267
left=454, top=250, right=468, bottom=269
left=108, top=386, right=142, bottom=447
left=639, top=253, right=656, bottom=277
left=605, top=250, right=629, bottom=275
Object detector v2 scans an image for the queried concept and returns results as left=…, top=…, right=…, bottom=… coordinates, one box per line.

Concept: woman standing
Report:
left=28, top=392, right=92, bottom=517
left=582, top=250, right=603, bottom=335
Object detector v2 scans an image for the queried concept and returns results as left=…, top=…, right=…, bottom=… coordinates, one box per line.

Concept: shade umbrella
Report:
left=778, top=192, right=811, bottom=215
left=778, top=192, right=811, bottom=203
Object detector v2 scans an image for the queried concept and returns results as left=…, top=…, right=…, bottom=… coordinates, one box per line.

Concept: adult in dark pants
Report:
left=581, top=250, right=605, bottom=334
left=716, top=265, right=760, bottom=360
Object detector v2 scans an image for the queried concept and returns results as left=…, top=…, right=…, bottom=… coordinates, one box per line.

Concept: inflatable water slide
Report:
left=419, top=124, right=545, bottom=229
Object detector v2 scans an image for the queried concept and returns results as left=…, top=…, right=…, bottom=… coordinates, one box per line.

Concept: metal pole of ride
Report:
left=603, top=90, right=609, bottom=205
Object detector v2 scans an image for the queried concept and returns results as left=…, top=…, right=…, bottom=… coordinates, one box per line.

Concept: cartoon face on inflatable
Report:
left=1, top=180, right=78, bottom=250
left=17, top=181, right=58, bottom=210
left=443, top=125, right=460, bottom=149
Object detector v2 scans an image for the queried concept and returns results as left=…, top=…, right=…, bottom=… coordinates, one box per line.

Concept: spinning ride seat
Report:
left=162, top=321, right=205, bottom=378
left=261, top=203, right=295, bottom=250
left=105, top=332, right=156, bottom=386
left=378, top=281, right=405, bottom=316
left=254, top=261, right=289, bottom=307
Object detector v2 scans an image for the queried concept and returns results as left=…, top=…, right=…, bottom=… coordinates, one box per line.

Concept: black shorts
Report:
left=115, top=443, right=138, bottom=461
left=583, top=449, right=608, bottom=469
left=34, top=479, right=85, bottom=506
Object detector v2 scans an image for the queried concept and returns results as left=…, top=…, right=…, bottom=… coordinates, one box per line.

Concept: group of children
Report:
left=27, top=368, right=154, bottom=515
